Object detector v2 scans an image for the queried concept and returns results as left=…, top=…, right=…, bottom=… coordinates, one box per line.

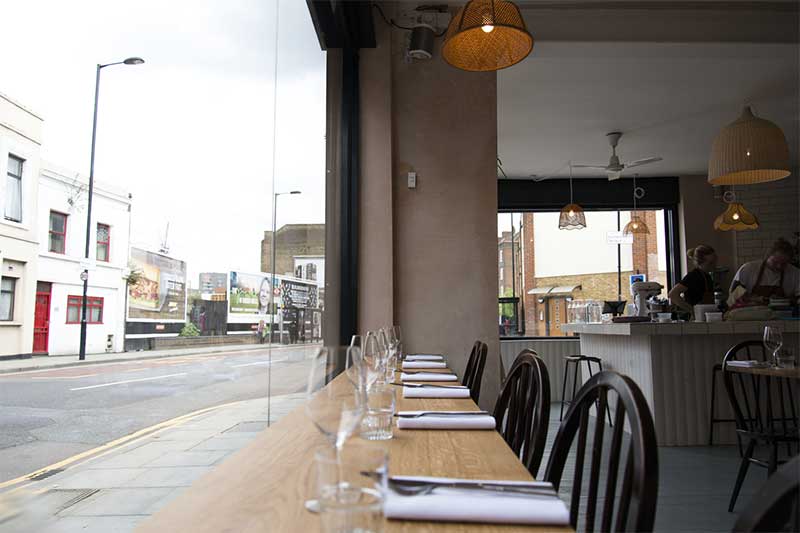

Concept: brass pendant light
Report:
left=559, top=162, right=586, bottom=230
left=714, top=190, right=759, bottom=231
left=623, top=175, right=650, bottom=235
left=442, top=0, right=533, bottom=72
left=708, top=106, right=791, bottom=185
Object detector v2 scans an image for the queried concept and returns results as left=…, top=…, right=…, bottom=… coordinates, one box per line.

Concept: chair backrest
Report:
left=733, top=454, right=800, bottom=533
left=544, top=371, right=658, bottom=533
left=492, top=349, right=551, bottom=477
left=722, top=341, right=797, bottom=437
left=463, top=341, right=487, bottom=403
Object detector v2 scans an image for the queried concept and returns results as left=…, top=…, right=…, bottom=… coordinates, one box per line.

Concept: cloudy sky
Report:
left=0, top=0, right=326, bottom=284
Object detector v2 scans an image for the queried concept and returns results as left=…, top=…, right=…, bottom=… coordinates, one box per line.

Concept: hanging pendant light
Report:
left=442, top=0, right=533, bottom=72
left=714, top=190, right=759, bottom=231
left=559, top=162, right=586, bottom=230
left=623, top=174, right=650, bottom=236
left=708, top=106, right=791, bottom=185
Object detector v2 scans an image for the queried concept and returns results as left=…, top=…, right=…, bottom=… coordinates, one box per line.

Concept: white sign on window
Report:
left=606, top=231, right=633, bottom=245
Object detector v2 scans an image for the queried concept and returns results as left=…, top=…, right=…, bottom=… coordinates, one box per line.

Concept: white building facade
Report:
left=0, top=93, right=43, bottom=357
left=36, top=165, right=132, bottom=355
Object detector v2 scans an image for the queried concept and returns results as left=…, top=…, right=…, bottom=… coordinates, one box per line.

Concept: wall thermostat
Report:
left=407, top=172, right=417, bottom=189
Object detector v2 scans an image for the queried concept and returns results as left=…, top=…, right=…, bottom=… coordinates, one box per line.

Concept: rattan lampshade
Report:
left=559, top=203, right=586, bottom=230
left=708, top=106, right=791, bottom=185
left=442, top=0, right=533, bottom=72
left=714, top=202, right=759, bottom=231
left=623, top=215, right=650, bottom=236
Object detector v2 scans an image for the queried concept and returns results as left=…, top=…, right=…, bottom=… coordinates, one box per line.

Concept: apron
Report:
left=698, top=269, right=715, bottom=305
left=751, top=260, right=786, bottom=299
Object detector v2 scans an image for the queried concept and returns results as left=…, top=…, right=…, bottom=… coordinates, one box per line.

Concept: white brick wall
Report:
left=733, top=171, right=800, bottom=264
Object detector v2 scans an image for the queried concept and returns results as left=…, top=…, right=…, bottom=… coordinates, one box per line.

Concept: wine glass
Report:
left=391, top=325, right=403, bottom=361
left=305, top=346, right=366, bottom=511
left=363, top=331, right=385, bottom=388
left=763, top=326, right=783, bottom=368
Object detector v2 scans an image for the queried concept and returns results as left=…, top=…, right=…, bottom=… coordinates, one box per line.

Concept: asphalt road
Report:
left=0, top=344, right=317, bottom=483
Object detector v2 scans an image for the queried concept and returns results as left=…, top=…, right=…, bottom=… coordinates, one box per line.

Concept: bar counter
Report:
left=561, top=320, right=800, bottom=446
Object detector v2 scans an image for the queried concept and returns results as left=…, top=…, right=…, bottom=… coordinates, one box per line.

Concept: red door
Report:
left=33, top=293, right=51, bottom=354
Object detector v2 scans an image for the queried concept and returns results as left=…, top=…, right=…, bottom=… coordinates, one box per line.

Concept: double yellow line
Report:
left=0, top=400, right=244, bottom=493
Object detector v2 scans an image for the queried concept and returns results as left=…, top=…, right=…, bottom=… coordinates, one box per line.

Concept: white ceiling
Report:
left=497, top=7, right=799, bottom=179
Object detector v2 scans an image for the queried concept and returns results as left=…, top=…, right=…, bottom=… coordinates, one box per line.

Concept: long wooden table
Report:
left=137, top=368, right=572, bottom=532
left=727, top=365, right=800, bottom=380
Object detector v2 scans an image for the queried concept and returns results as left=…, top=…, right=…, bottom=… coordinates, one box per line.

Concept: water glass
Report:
left=315, top=443, right=387, bottom=533
left=763, top=326, right=783, bottom=368
left=361, top=384, right=396, bottom=441
left=776, top=349, right=796, bottom=369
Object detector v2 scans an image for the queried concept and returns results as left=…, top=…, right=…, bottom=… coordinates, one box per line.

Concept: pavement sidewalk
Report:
left=0, top=343, right=283, bottom=375
left=0, top=393, right=306, bottom=533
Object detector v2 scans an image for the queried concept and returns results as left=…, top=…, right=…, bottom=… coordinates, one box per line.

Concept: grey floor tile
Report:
left=40, top=515, right=143, bottom=533
left=190, top=436, right=256, bottom=451
left=52, top=468, right=144, bottom=490
left=144, top=450, right=228, bottom=467
left=122, top=466, right=210, bottom=488
left=59, top=487, right=175, bottom=517
left=87, top=441, right=188, bottom=469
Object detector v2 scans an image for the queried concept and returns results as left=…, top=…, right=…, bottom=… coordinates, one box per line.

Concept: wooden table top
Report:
left=727, top=365, right=800, bottom=379
left=137, top=368, right=572, bottom=533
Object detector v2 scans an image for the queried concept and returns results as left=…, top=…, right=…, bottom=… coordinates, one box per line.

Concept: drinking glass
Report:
left=390, top=325, right=403, bottom=361
left=363, top=331, right=385, bottom=388
left=776, top=348, right=796, bottom=369
left=306, top=347, right=367, bottom=510
left=763, top=326, right=783, bottom=368
left=360, top=383, right=396, bottom=441
left=315, top=441, right=387, bottom=533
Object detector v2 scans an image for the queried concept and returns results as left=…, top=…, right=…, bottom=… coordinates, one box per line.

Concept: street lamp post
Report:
left=267, top=190, right=300, bottom=425
left=79, top=57, right=144, bottom=361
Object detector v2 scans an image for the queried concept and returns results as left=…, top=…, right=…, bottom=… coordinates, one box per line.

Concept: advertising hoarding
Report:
left=127, top=247, right=187, bottom=322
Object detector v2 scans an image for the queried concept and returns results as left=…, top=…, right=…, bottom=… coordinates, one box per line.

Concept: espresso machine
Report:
left=630, top=281, right=664, bottom=317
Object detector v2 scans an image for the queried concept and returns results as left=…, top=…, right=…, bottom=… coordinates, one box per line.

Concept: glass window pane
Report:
left=50, top=234, right=65, bottom=253
left=50, top=213, right=65, bottom=233
left=67, top=305, right=79, bottom=323
left=90, top=305, right=102, bottom=323
left=4, top=175, right=22, bottom=221
left=97, top=244, right=109, bottom=262
left=7, top=156, right=22, bottom=176
left=97, top=224, right=109, bottom=242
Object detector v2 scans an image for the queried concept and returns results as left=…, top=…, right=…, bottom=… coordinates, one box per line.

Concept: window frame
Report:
left=96, top=223, right=111, bottom=262
left=5, top=155, right=24, bottom=223
left=0, top=277, right=16, bottom=321
left=49, top=210, right=69, bottom=254
left=66, top=295, right=104, bottom=324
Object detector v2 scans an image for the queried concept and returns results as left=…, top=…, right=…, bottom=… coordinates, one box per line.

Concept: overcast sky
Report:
left=0, top=0, right=326, bottom=285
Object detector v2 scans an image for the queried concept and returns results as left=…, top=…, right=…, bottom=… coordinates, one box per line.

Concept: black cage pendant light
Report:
left=559, top=162, right=586, bottom=230
left=442, top=0, right=533, bottom=72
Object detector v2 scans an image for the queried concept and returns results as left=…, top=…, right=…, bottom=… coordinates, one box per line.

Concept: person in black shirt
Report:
left=668, top=244, right=718, bottom=313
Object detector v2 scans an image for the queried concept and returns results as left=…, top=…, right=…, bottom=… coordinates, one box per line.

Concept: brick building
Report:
left=261, top=224, right=325, bottom=277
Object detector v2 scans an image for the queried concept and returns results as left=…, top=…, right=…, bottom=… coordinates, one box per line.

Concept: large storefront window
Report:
left=498, top=209, right=668, bottom=337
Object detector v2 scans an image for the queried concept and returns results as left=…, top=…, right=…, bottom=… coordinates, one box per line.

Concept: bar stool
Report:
left=560, top=355, right=613, bottom=426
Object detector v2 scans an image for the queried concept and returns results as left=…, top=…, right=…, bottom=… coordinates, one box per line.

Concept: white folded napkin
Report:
left=403, top=386, right=471, bottom=399
left=405, top=354, right=443, bottom=361
left=384, top=476, right=570, bottom=526
left=396, top=411, right=496, bottom=430
left=402, top=361, right=447, bottom=369
left=400, top=372, right=458, bottom=382
left=726, top=360, right=764, bottom=368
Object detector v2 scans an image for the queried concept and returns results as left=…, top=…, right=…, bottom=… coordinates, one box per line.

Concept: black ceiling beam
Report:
left=307, top=0, right=377, bottom=50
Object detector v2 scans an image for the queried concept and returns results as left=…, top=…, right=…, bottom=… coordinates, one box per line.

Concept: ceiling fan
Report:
left=573, top=132, right=663, bottom=181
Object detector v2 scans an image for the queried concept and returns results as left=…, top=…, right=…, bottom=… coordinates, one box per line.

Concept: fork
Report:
left=394, top=411, right=490, bottom=418
left=387, top=479, right=556, bottom=498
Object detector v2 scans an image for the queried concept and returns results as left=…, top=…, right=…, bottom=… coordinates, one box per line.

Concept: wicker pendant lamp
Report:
left=714, top=190, right=759, bottom=231
left=708, top=106, right=791, bottom=185
left=442, top=0, right=533, bottom=72
left=623, top=175, right=650, bottom=236
left=559, top=162, right=586, bottom=230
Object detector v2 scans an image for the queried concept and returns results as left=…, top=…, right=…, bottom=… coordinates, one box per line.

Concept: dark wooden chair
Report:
left=544, top=371, right=659, bottom=533
left=732, top=454, right=800, bottom=533
left=722, top=341, right=799, bottom=512
left=492, top=349, right=551, bottom=477
left=462, top=340, right=487, bottom=403
left=709, top=340, right=767, bottom=451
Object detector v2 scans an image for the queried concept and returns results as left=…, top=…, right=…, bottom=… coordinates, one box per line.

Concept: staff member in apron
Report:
left=669, top=244, right=718, bottom=313
left=731, top=238, right=799, bottom=304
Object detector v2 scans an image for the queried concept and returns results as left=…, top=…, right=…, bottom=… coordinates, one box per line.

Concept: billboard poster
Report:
left=128, top=247, right=187, bottom=322
left=228, top=271, right=272, bottom=315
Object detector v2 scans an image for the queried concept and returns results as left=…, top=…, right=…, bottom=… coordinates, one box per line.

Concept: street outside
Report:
left=0, top=345, right=316, bottom=484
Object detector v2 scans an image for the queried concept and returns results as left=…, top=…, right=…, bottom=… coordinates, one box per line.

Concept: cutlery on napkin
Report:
left=405, top=354, right=444, bottom=361
left=383, top=476, right=570, bottom=525
left=402, top=385, right=471, bottom=399
left=399, top=372, right=458, bottom=382
left=402, top=361, right=448, bottom=370
left=395, top=411, right=495, bottom=430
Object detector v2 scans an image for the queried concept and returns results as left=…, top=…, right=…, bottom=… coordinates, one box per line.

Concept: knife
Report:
left=390, top=382, right=467, bottom=389
left=394, top=411, right=490, bottom=418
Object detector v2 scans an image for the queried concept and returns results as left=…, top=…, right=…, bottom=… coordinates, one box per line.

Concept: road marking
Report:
left=31, top=373, right=98, bottom=380
left=0, top=399, right=245, bottom=492
left=69, top=372, right=187, bottom=391
left=231, top=358, right=288, bottom=368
